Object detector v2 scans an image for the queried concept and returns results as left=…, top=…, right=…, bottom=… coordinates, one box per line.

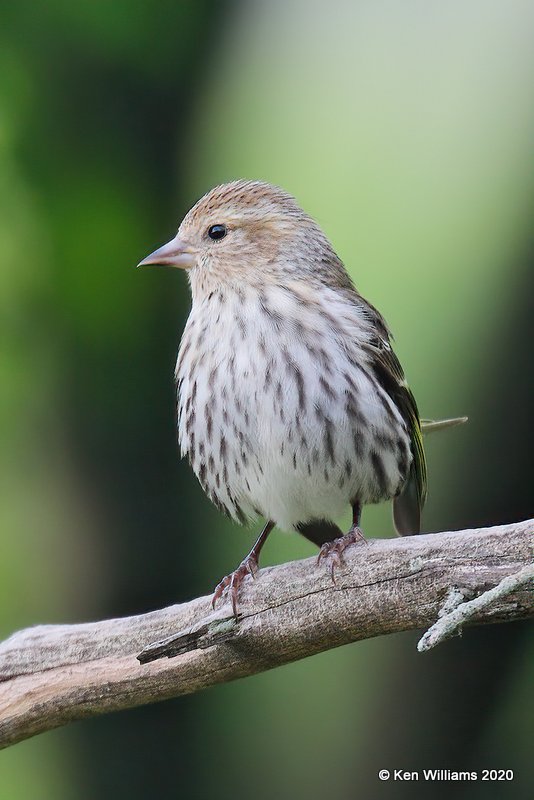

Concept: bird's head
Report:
left=137, top=180, right=350, bottom=295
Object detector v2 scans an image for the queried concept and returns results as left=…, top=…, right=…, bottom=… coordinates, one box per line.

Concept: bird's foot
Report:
left=212, top=522, right=274, bottom=617
left=317, top=526, right=368, bottom=581
left=212, top=553, right=259, bottom=617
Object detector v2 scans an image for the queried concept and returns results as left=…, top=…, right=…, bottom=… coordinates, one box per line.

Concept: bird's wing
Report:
left=356, top=298, right=427, bottom=535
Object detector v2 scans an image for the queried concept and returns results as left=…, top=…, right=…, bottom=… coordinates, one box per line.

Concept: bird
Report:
left=138, top=180, right=465, bottom=615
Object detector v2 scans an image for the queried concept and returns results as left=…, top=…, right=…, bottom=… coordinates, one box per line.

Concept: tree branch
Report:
left=417, top=562, right=534, bottom=651
left=0, top=520, right=532, bottom=749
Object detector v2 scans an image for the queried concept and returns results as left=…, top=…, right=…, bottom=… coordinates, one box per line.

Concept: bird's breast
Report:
left=176, top=284, right=411, bottom=529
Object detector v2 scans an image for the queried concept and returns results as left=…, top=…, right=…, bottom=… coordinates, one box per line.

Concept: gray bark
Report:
left=0, top=520, right=532, bottom=750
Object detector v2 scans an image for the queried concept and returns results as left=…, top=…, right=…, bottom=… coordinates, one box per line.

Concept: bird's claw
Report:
left=317, top=527, right=368, bottom=582
left=212, top=554, right=259, bottom=617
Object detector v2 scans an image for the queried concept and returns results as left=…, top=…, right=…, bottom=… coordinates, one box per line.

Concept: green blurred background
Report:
left=1, top=1, right=533, bottom=798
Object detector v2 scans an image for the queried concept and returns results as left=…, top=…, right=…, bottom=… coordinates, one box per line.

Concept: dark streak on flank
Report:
left=315, top=346, right=333, bottom=375
left=353, top=431, right=364, bottom=457
left=204, top=407, right=213, bottom=442
left=283, top=348, right=306, bottom=411
left=319, top=375, right=336, bottom=400
left=376, top=432, right=395, bottom=451
left=371, top=451, right=388, bottom=496
left=345, top=397, right=365, bottom=426
left=324, top=418, right=335, bottom=462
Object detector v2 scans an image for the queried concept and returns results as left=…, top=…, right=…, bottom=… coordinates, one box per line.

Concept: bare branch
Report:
left=417, top=562, right=534, bottom=651
left=0, top=519, right=532, bottom=750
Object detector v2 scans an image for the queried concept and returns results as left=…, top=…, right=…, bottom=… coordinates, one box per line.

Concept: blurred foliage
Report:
left=0, top=1, right=533, bottom=799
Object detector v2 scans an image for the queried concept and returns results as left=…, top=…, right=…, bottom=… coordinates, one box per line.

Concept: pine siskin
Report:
left=138, top=180, right=463, bottom=614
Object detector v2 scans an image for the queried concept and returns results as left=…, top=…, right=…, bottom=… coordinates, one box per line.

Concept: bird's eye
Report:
left=207, top=224, right=227, bottom=241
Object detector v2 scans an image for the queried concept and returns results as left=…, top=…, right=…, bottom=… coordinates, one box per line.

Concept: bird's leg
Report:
left=317, top=502, right=367, bottom=580
left=212, top=521, right=275, bottom=617
left=348, top=501, right=367, bottom=542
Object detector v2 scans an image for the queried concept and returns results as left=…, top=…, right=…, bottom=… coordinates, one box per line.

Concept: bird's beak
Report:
left=137, top=235, right=196, bottom=269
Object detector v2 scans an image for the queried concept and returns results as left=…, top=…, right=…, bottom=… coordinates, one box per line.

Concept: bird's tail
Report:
left=393, top=416, right=468, bottom=536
